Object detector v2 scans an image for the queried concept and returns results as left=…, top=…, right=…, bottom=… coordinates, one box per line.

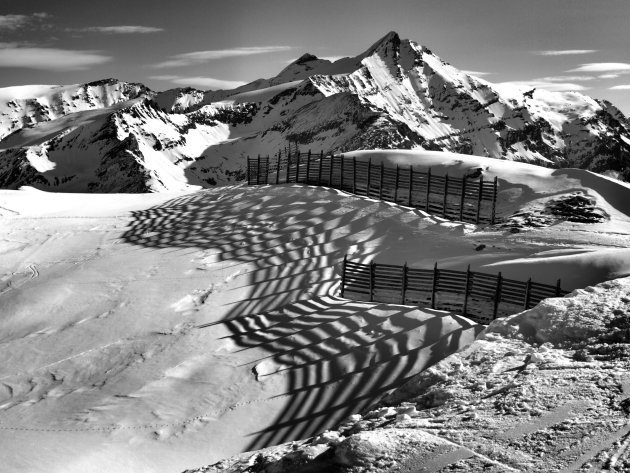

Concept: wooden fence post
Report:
left=524, top=278, right=532, bottom=309
left=256, top=154, right=261, bottom=185
left=367, top=159, right=372, bottom=197
left=493, top=272, right=502, bottom=319
left=476, top=175, right=484, bottom=224
left=459, top=177, right=467, bottom=221
left=287, top=150, right=292, bottom=183
left=329, top=154, right=334, bottom=187
left=395, top=165, right=400, bottom=203
left=379, top=161, right=385, bottom=200
left=296, top=151, right=301, bottom=183
left=340, top=255, right=347, bottom=298
left=340, top=155, right=345, bottom=190
left=442, top=173, right=449, bottom=217
left=401, top=262, right=408, bottom=304
left=318, top=150, right=323, bottom=185
left=408, top=165, right=413, bottom=206
left=425, top=168, right=431, bottom=212
left=431, top=262, right=438, bottom=309
left=555, top=279, right=562, bottom=297
left=306, top=150, right=311, bottom=185
left=463, top=265, right=471, bottom=316
left=491, top=176, right=498, bottom=224
left=369, top=260, right=375, bottom=302
left=353, top=156, right=357, bottom=194
left=276, top=150, right=281, bottom=184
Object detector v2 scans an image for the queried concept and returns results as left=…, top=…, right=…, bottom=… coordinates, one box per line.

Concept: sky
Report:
left=1, top=0, right=629, bottom=113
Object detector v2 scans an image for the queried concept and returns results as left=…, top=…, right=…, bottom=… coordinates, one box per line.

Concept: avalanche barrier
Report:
left=247, top=151, right=498, bottom=224
left=340, top=256, right=570, bottom=323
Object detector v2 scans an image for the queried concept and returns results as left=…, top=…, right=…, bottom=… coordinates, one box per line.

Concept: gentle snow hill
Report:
left=1, top=32, right=629, bottom=192
left=0, top=184, right=488, bottom=473
left=1, top=165, right=629, bottom=472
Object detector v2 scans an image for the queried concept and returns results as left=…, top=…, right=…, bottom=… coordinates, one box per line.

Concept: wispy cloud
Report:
left=153, top=46, right=294, bottom=68
left=149, top=75, right=246, bottom=90
left=610, top=85, right=630, bottom=90
left=600, top=74, right=620, bottom=79
left=0, top=45, right=111, bottom=70
left=535, top=49, right=597, bottom=56
left=496, top=80, right=589, bottom=92
left=71, top=25, right=164, bottom=34
left=0, top=12, right=51, bottom=31
left=535, top=75, right=594, bottom=82
left=462, top=70, right=492, bottom=77
left=568, top=63, right=630, bottom=72
left=150, top=75, right=179, bottom=81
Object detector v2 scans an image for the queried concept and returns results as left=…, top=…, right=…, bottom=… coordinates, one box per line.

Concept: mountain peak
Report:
left=360, top=30, right=402, bottom=62
left=295, top=53, right=320, bottom=65
left=368, top=31, right=401, bottom=50
left=377, top=31, right=400, bottom=43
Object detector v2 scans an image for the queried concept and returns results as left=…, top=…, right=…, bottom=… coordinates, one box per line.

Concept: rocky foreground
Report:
left=186, top=277, right=630, bottom=472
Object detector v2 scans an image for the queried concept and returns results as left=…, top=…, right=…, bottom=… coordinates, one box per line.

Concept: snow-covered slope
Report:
left=1, top=148, right=630, bottom=472
left=1, top=33, right=629, bottom=192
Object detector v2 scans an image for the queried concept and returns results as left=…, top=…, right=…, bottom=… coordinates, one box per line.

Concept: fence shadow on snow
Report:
left=211, top=295, right=482, bottom=451
left=121, top=186, right=483, bottom=450
left=119, top=182, right=559, bottom=453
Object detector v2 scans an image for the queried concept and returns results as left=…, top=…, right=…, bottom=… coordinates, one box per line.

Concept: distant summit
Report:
left=294, top=53, right=319, bottom=64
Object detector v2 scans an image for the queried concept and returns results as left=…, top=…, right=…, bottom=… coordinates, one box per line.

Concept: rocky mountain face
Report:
left=0, top=32, right=629, bottom=192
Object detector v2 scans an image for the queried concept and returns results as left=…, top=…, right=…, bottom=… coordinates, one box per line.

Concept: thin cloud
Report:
left=536, top=49, right=597, bottom=56
left=72, top=25, right=164, bottom=34
left=568, top=63, right=630, bottom=73
left=149, top=75, right=179, bottom=81
left=0, top=12, right=51, bottom=31
left=153, top=46, right=294, bottom=68
left=0, top=46, right=111, bottom=70
left=150, top=75, right=246, bottom=90
left=536, top=75, right=594, bottom=82
left=600, top=74, right=620, bottom=79
left=610, top=85, right=630, bottom=90
left=462, top=70, right=492, bottom=77
left=496, top=80, right=589, bottom=92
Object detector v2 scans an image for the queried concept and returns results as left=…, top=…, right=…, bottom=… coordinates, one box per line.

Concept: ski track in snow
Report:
left=27, top=264, right=38, bottom=279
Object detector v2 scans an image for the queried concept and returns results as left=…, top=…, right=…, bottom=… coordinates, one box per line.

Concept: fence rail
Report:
left=247, top=150, right=498, bottom=224
left=340, top=257, right=569, bottom=324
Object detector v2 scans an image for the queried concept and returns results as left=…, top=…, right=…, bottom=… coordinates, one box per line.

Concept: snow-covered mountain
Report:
left=0, top=78, right=152, bottom=141
left=1, top=32, right=629, bottom=192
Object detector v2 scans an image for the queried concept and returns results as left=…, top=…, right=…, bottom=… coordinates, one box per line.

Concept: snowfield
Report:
left=0, top=151, right=630, bottom=472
